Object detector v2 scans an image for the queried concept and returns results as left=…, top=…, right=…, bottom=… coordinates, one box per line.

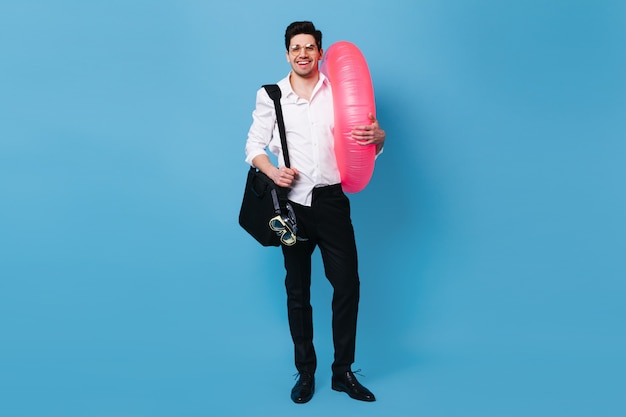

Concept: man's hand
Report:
left=252, top=154, right=299, bottom=187
left=271, top=166, right=299, bottom=187
left=351, top=113, right=386, bottom=152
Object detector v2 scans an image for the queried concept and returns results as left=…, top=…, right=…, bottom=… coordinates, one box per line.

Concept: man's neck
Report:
left=289, top=71, right=320, bottom=101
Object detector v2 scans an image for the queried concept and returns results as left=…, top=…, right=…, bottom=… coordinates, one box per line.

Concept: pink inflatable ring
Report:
left=321, top=41, right=376, bottom=194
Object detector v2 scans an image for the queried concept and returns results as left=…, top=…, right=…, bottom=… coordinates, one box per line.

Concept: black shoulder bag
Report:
left=239, top=84, right=295, bottom=247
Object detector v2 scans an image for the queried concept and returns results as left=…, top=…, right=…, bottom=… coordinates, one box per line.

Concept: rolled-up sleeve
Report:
left=245, top=88, right=275, bottom=167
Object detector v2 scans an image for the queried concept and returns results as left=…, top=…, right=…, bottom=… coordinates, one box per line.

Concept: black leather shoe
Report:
left=291, top=372, right=315, bottom=404
left=332, top=370, right=376, bottom=402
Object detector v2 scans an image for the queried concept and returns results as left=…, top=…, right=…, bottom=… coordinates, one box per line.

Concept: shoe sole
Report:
left=292, top=396, right=313, bottom=404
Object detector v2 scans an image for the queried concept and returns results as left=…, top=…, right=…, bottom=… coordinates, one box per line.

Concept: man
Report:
left=245, top=21, right=385, bottom=404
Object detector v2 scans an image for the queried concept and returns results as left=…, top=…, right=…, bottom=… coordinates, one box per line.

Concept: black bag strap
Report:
left=262, top=84, right=290, bottom=168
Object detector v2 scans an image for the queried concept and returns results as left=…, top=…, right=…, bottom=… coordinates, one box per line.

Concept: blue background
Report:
left=1, top=1, right=625, bottom=416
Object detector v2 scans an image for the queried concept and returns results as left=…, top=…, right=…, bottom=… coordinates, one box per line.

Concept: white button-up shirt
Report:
left=245, top=73, right=341, bottom=206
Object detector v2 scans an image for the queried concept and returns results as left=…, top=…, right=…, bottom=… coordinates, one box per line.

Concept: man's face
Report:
left=286, top=34, right=323, bottom=79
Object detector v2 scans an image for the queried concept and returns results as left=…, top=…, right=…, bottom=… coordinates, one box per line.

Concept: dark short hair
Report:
left=284, top=21, right=322, bottom=51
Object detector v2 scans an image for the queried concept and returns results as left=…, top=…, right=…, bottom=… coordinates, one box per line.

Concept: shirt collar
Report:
left=280, top=71, right=330, bottom=101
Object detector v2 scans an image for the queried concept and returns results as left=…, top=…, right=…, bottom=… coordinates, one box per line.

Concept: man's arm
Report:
left=246, top=88, right=300, bottom=188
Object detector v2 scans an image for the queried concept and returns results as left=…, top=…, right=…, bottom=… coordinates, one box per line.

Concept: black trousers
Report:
left=281, top=184, right=360, bottom=375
